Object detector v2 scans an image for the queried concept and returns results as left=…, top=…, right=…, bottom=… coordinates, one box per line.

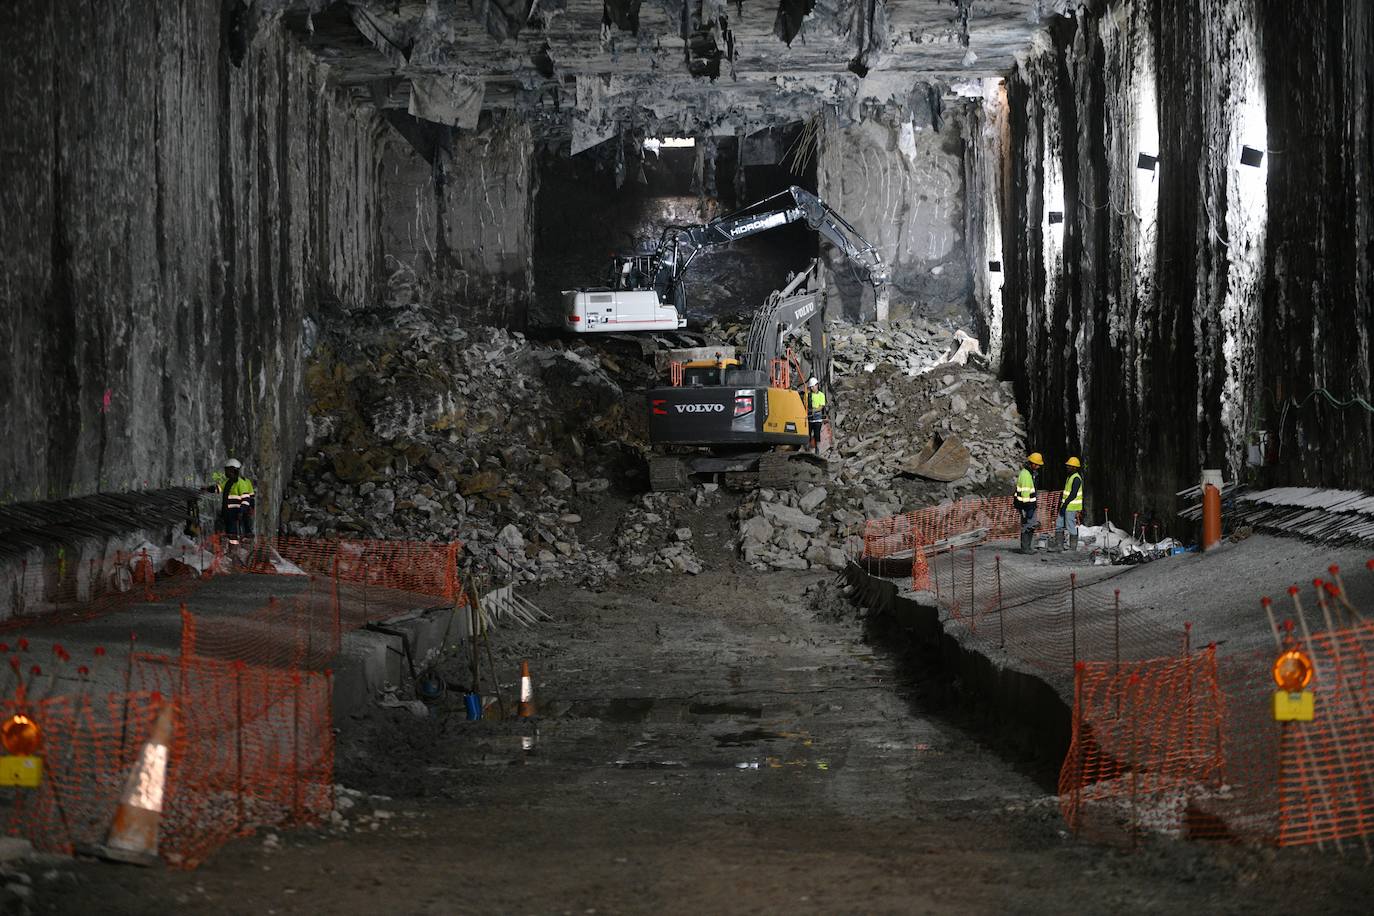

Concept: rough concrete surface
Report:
left=21, top=567, right=1374, bottom=915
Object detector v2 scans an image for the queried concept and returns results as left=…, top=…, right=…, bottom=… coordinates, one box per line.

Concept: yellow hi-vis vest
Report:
left=808, top=390, right=826, bottom=418
left=1016, top=468, right=1036, bottom=505
left=1062, top=472, right=1084, bottom=511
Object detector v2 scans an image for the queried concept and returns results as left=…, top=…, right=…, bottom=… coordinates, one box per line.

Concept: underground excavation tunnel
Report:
left=2, top=0, right=1374, bottom=912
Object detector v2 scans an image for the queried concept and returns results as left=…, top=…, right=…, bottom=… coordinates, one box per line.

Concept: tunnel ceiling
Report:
left=280, top=0, right=1064, bottom=141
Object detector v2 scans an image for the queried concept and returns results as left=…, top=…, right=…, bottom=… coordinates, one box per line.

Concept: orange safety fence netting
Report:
left=264, top=536, right=466, bottom=630
left=1, top=536, right=465, bottom=637
left=131, top=650, right=333, bottom=868
left=1059, top=619, right=1374, bottom=849
left=1058, top=647, right=1254, bottom=844
left=1274, top=617, right=1374, bottom=850
left=853, top=492, right=1061, bottom=593
left=0, top=535, right=472, bottom=868
left=1, top=690, right=164, bottom=856
left=180, top=584, right=341, bottom=673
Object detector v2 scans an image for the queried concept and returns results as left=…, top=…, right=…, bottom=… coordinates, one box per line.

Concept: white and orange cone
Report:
left=97, top=701, right=175, bottom=866
left=518, top=660, right=535, bottom=718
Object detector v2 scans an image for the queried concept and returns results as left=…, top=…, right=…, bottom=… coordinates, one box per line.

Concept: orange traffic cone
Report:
left=518, top=660, right=535, bottom=718
left=97, top=701, right=175, bottom=866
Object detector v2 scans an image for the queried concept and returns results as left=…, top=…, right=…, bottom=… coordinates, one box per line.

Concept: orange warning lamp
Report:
left=1272, top=649, right=1313, bottom=693
left=1, top=714, right=42, bottom=756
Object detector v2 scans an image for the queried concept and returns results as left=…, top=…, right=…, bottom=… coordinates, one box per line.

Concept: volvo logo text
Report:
left=675, top=403, right=726, bottom=413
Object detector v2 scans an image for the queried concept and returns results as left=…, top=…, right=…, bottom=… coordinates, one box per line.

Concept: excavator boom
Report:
left=566, top=185, right=887, bottom=333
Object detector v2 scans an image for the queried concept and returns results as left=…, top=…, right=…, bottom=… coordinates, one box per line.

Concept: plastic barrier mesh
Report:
left=1, top=540, right=227, bottom=633
left=864, top=496, right=1374, bottom=851
left=131, top=651, right=333, bottom=868
left=0, top=535, right=460, bottom=867
left=0, top=691, right=163, bottom=855
left=856, top=492, right=1060, bottom=592
left=1274, top=619, right=1374, bottom=849
left=1058, top=581, right=1374, bottom=850
left=928, top=547, right=1184, bottom=678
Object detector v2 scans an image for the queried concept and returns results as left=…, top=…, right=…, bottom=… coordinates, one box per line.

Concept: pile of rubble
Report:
left=704, top=314, right=1029, bottom=571
left=284, top=295, right=1031, bottom=583
left=735, top=484, right=850, bottom=572
left=282, top=305, right=633, bottom=586
left=609, top=489, right=714, bottom=575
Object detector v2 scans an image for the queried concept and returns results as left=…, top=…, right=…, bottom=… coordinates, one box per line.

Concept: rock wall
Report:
left=380, top=116, right=537, bottom=327
left=532, top=137, right=818, bottom=328
left=961, top=80, right=1011, bottom=366
left=0, top=1, right=387, bottom=531
left=999, top=1, right=1374, bottom=524
left=817, top=103, right=971, bottom=322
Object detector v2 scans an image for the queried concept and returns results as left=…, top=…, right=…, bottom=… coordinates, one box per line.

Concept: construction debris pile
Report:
left=610, top=489, right=713, bottom=576
left=734, top=484, right=850, bottom=572
left=703, top=314, right=1029, bottom=569
left=284, top=296, right=1031, bottom=582
left=282, top=305, right=634, bottom=586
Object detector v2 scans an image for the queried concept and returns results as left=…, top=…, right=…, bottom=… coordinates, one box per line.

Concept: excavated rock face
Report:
left=0, top=0, right=1097, bottom=532
left=300, top=1, right=1058, bottom=141
left=0, top=0, right=388, bottom=531
left=1001, top=1, right=1374, bottom=524
left=818, top=102, right=971, bottom=322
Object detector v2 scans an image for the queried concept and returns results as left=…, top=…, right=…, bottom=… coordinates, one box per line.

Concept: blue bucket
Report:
left=464, top=692, right=482, bottom=721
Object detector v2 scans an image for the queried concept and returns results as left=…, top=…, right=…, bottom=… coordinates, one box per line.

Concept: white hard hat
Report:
left=808, top=377, right=819, bottom=386
left=225, top=458, right=242, bottom=469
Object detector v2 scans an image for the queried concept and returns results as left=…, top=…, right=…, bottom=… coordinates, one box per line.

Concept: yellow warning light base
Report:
left=1273, top=690, right=1315, bottom=722
left=0, top=755, right=43, bottom=788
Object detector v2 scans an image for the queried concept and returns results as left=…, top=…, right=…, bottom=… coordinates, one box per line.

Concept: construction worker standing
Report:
left=213, top=458, right=255, bottom=546
left=1016, top=452, right=1043, bottom=553
left=806, top=378, right=827, bottom=453
left=1057, top=457, right=1084, bottom=552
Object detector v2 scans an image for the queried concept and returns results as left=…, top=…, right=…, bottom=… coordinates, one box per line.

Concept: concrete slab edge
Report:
left=842, top=561, right=1071, bottom=774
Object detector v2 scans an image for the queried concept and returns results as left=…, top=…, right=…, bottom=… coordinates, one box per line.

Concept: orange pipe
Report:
left=1202, top=483, right=1222, bottom=551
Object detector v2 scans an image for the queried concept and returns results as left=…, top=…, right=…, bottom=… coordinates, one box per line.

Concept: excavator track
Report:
left=756, top=453, right=795, bottom=488
left=649, top=456, right=690, bottom=492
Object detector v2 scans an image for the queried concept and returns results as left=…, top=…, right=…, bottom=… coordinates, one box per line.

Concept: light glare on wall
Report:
left=643, top=137, right=695, bottom=151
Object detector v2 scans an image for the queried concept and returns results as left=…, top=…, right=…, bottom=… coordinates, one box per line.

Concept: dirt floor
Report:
left=18, top=550, right=1374, bottom=913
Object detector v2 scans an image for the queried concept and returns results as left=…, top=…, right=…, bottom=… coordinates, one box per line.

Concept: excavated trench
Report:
left=5, top=0, right=1374, bottom=909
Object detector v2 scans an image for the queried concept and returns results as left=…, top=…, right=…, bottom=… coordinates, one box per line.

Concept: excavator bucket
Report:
left=901, top=434, right=971, bottom=482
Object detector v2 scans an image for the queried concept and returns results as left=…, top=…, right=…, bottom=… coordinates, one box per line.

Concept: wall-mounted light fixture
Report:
left=1240, top=145, right=1264, bottom=167
left=988, top=260, right=1002, bottom=272
left=1137, top=153, right=1158, bottom=171
left=1047, top=211, right=1064, bottom=225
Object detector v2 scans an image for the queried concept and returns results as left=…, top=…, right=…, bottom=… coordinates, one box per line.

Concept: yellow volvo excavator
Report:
left=645, top=260, right=877, bottom=490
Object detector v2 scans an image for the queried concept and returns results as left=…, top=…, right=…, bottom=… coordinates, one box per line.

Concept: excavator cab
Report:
left=679, top=358, right=741, bottom=387
left=645, top=265, right=830, bottom=491
left=609, top=254, right=656, bottom=292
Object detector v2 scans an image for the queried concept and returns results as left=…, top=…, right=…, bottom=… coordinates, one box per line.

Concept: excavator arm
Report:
left=655, top=186, right=887, bottom=302
left=743, top=261, right=828, bottom=383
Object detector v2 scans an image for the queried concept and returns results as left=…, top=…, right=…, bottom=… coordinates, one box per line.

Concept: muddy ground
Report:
left=20, top=521, right=1374, bottom=913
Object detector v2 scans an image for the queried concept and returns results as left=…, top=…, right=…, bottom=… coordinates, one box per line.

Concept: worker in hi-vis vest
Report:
left=1016, top=452, right=1043, bottom=554
left=209, top=458, right=256, bottom=546
left=806, top=377, right=827, bottom=453
left=1056, top=457, right=1084, bottom=552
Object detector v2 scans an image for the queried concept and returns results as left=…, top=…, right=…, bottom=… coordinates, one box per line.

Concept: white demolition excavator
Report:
left=563, top=185, right=889, bottom=332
